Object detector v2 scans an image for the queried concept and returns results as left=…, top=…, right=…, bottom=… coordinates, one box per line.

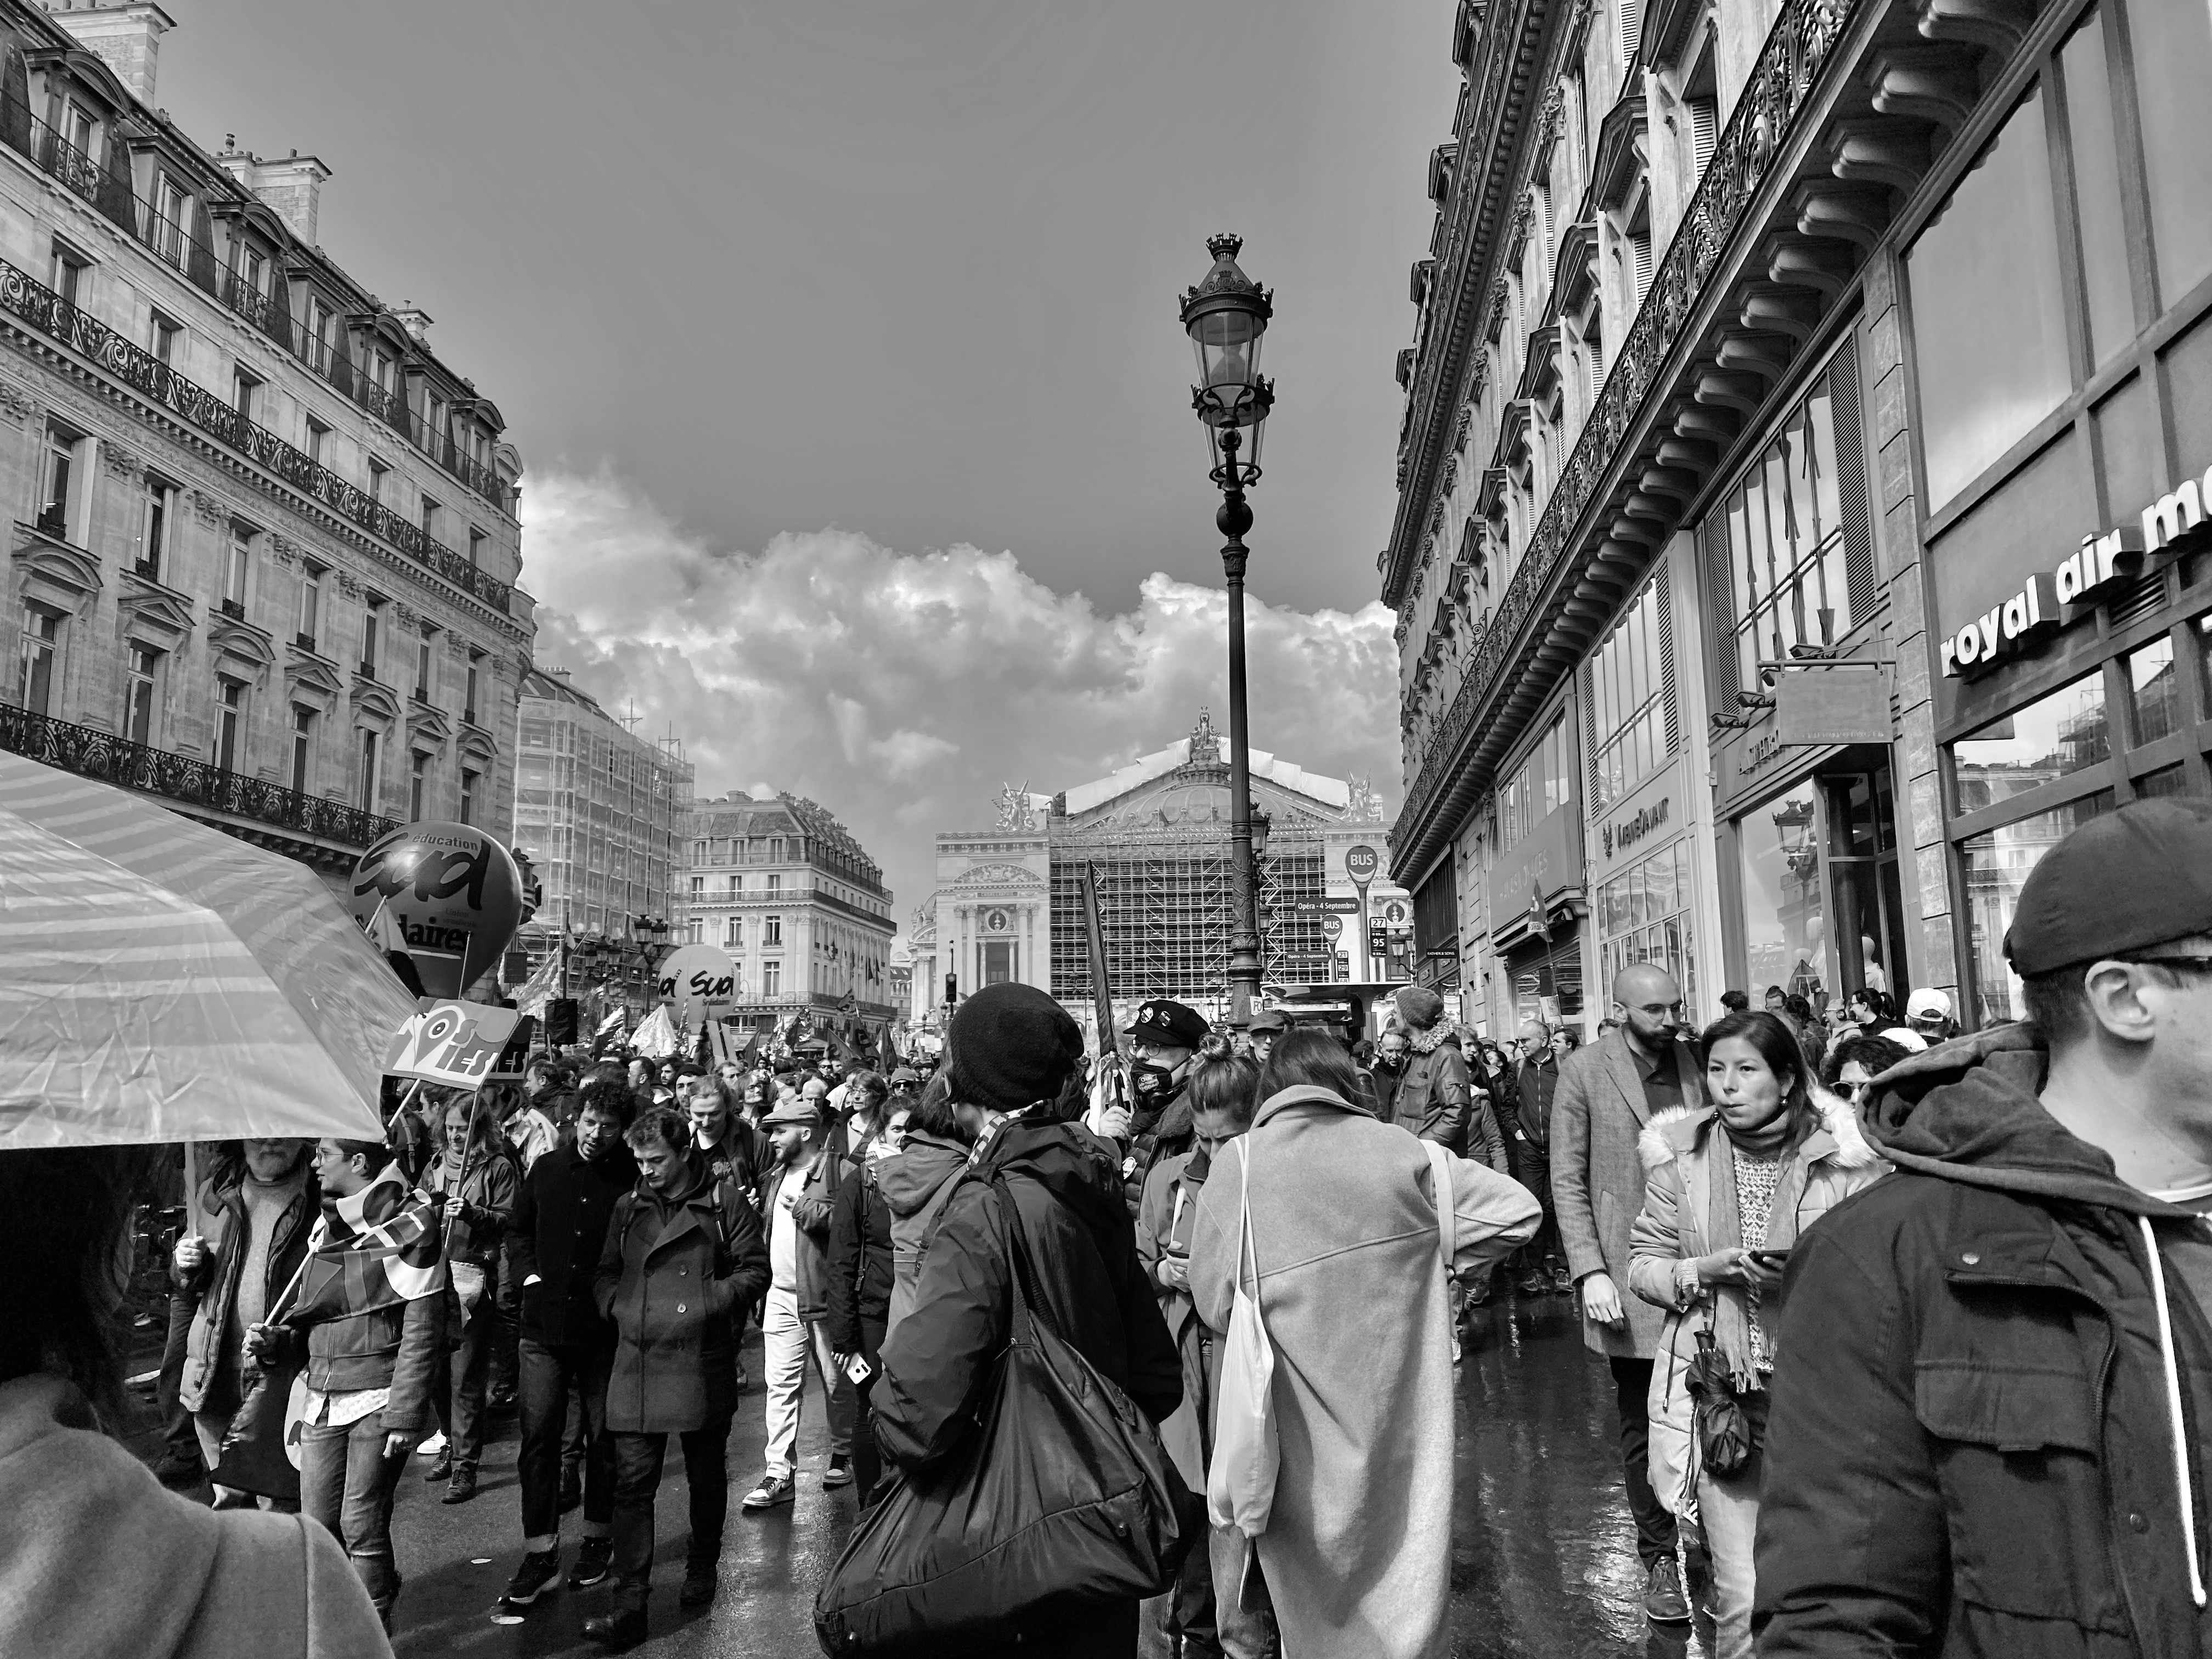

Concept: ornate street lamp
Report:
left=1180, top=233, right=1274, bottom=1026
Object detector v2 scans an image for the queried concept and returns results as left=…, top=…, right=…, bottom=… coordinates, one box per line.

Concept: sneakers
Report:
left=501, top=1549, right=561, bottom=1607
left=678, top=1563, right=718, bottom=1607
left=1516, top=1270, right=1548, bottom=1296
left=822, top=1455, right=853, bottom=1489
left=568, top=1536, right=613, bottom=1590
left=1644, top=1555, right=1691, bottom=1624
left=424, top=1450, right=452, bottom=1483
left=439, top=1464, right=477, bottom=1504
left=741, top=1472, right=795, bottom=1510
left=583, top=1607, right=646, bottom=1646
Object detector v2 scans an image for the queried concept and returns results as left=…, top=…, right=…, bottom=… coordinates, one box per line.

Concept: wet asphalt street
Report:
left=371, top=1286, right=1712, bottom=1658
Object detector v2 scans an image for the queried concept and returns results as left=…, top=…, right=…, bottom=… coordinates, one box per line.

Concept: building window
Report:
left=368, top=458, right=388, bottom=503
left=223, top=526, right=251, bottom=614
left=1597, top=837, right=1695, bottom=1006
left=1498, top=713, right=1573, bottom=848
left=138, top=478, right=171, bottom=581
left=409, top=752, right=430, bottom=820
left=213, top=678, right=246, bottom=773
left=49, top=240, right=86, bottom=308
left=1950, top=669, right=2110, bottom=815
left=2127, top=635, right=2181, bottom=746
left=726, top=916, right=743, bottom=949
left=40, top=424, right=78, bottom=540
left=690, top=876, right=706, bottom=898
left=763, top=915, right=782, bottom=946
left=124, top=644, right=161, bottom=744
left=467, top=527, right=485, bottom=567
left=1961, top=792, right=2116, bottom=1024
left=2124, top=0, right=2212, bottom=308
left=296, top=565, right=322, bottom=650
left=232, top=368, right=260, bottom=421
left=415, top=629, right=435, bottom=701
left=765, top=873, right=781, bottom=894
left=421, top=495, right=439, bottom=539
left=762, top=960, right=781, bottom=996
left=358, top=728, right=380, bottom=807
left=150, top=311, right=181, bottom=365
left=290, top=705, right=315, bottom=794
left=16, top=604, right=60, bottom=714
left=306, top=417, right=330, bottom=465
left=1584, top=574, right=1673, bottom=813
left=1707, top=352, right=1870, bottom=699
left=464, top=652, right=481, bottom=723
left=361, top=602, right=382, bottom=678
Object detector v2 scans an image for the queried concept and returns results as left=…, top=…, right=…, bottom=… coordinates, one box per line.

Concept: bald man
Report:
left=1550, top=964, right=1703, bottom=1625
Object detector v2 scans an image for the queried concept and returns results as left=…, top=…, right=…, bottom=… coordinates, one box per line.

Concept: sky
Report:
left=155, top=1, right=1459, bottom=917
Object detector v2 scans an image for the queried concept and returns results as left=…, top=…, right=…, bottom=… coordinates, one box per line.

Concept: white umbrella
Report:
left=0, top=752, right=415, bottom=1148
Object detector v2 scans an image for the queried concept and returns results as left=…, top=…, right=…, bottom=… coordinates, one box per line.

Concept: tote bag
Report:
left=813, top=1175, right=1201, bottom=1656
left=1206, top=1137, right=1279, bottom=1538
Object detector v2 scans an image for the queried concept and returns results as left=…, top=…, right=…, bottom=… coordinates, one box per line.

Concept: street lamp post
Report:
left=1180, top=234, right=1274, bottom=1027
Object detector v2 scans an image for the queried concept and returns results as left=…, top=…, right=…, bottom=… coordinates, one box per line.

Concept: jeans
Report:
left=518, top=1337, right=614, bottom=1539
left=1505, top=1140, right=1563, bottom=1272
left=298, top=1409, right=410, bottom=1622
left=610, top=1418, right=732, bottom=1613
left=761, top=1286, right=852, bottom=1477
left=1609, top=1355, right=1678, bottom=1570
left=432, top=1290, right=496, bottom=1469
left=1210, top=1525, right=1278, bottom=1659
left=1696, top=1387, right=1769, bottom=1659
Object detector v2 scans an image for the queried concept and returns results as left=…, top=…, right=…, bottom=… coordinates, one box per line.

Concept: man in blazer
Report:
left=1551, top=964, right=1704, bottom=1626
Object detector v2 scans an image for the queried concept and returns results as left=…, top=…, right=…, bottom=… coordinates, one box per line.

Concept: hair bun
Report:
left=1194, top=1031, right=1237, bottom=1064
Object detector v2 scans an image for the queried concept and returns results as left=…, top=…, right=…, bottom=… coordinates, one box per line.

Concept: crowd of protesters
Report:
left=8, top=799, right=2212, bottom=1658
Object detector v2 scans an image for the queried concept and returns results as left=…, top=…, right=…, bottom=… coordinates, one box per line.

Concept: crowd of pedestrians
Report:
left=8, top=798, right=2212, bottom=1658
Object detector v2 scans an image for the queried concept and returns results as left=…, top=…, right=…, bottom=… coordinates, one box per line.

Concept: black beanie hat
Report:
left=945, top=983, right=1085, bottom=1115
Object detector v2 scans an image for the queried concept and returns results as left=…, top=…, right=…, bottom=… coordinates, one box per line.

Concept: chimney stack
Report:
left=391, top=303, right=432, bottom=345
left=41, top=2, right=174, bottom=104
left=213, top=146, right=332, bottom=244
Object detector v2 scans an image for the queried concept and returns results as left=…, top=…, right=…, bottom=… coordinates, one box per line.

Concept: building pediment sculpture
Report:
left=956, top=861, right=1046, bottom=892
left=994, top=781, right=1037, bottom=831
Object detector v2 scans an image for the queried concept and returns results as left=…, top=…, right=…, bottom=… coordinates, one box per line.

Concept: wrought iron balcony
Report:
left=220, top=270, right=291, bottom=349
left=0, top=702, right=397, bottom=850
left=0, top=258, right=515, bottom=616
left=404, top=405, right=504, bottom=504
left=27, top=116, right=99, bottom=204
left=131, top=196, right=221, bottom=295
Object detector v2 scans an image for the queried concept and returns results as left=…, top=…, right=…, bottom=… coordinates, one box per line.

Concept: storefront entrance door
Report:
left=1822, top=768, right=1909, bottom=1003
left=1736, top=755, right=1906, bottom=1017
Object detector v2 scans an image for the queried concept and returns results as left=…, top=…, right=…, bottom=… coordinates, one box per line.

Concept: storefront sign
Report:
left=1939, top=468, right=2212, bottom=678
left=1589, top=759, right=1684, bottom=886
left=1775, top=666, right=1891, bottom=744
left=1486, top=802, right=1583, bottom=947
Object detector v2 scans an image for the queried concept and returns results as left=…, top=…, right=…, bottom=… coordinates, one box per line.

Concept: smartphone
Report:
left=1748, top=1247, right=1792, bottom=1269
left=844, top=1352, right=875, bottom=1387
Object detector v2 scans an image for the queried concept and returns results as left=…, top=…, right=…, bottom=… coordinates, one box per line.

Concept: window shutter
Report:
left=1581, top=659, right=1600, bottom=803
left=1620, top=0, right=1644, bottom=59
left=1631, top=232, right=1654, bottom=298
left=1655, top=557, right=1679, bottom=753
left=1701, top=512, right=1740, bottom=703
left=1827, top=340, right=1876, bottom=627
left=1689, top=98, right=1718, bottom=174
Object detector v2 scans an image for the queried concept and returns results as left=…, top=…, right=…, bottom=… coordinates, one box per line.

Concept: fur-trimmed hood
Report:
left=1635, top=1086, right=1881, bottom=1174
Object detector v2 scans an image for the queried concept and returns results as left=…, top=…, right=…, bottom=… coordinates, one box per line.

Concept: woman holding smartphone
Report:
left=1627, top=1011, right=1887, bottom=1659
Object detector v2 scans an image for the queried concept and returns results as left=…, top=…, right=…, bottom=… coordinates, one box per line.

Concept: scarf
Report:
left=1406, top=1025, right=1454, bottom=1056
left=1703, top=1107, right=1801, bottom=1388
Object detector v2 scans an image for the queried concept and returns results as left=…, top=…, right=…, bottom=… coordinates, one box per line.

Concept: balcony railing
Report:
left=27, top=115, right=100, bottom=204
left=221, top=270, right=291, bottom=349
left=405, top=405, right=504, bottom=503
left=132, top=195, right=221, bottom=295
left=0, top=258, right=514, bottom=615
left=0, top=702, right=397, bottom=850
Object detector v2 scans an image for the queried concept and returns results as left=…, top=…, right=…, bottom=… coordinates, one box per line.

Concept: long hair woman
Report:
left=1626, top=1011, right=1887, bottom=1659
left=1187, top=1029, right=1539, bottom=1658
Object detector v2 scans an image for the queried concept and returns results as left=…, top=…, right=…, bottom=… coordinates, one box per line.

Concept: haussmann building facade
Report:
left=1386, top=0, right=2212, bottom=1037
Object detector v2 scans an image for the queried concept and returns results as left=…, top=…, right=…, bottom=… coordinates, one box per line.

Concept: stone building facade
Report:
left=0, top=0, right=532, bottom=891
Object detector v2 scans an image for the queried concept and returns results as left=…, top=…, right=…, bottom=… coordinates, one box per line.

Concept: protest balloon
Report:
left=349, top=821, right=524, bottom=999
left=657, top=943, right=738, bottom=1026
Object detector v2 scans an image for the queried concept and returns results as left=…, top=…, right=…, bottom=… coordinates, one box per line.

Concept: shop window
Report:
left=2123, top=0, right=2212, bottom=307
left=1584, top=574, right=1674, bottom=812
left=2059, top=13, right=2133, bottom=366
left=1961, top=791, right=2116, bottom=1024
left=1739, top=783, right=1826, bottom=1005
left=1499, top=712, right=1573, bottom=848
left=1597, top=838, right=1695, bottom=1007
left=1707, top=357, right=1867, bottom=699
left=2126, top=636, right=2181, bottom=746
left=1950, top=669, right=2110, bottom=814
left=1906, top=88, right=2070, bottom=510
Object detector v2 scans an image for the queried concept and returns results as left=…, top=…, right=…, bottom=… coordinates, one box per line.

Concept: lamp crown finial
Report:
left=1206, top=232, right=1243, bottom=261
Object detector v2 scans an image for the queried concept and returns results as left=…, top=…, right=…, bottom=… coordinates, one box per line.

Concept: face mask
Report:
left=1131, top=1059, right=1181, bottom=1098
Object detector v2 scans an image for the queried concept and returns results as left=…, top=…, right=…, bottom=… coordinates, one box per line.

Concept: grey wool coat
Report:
left=1549, top=1028, right=1705, bottom=1359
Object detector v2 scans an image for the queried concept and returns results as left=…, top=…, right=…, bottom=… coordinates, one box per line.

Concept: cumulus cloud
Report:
left=519, top=468, right=1400, bottom=923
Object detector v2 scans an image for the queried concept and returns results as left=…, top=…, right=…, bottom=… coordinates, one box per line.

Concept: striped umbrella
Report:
left=0, top=752, right=415, bottom=1148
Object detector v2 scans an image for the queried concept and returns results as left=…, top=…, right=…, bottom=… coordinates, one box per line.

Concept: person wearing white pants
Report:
left=743, top=1096, right=850, bottom=1508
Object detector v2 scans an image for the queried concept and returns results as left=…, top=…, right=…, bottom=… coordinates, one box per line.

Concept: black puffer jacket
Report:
left=1757, top=1025, right=2212, bottom=1659
left=874, top=1117, right=1182, bottom=1474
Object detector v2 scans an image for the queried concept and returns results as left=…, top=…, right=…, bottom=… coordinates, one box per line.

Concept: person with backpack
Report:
left=873, top=983, right=1184, bottom=1657
left=585, top=1107, right=769, bottom=1644
left=1186, top=1029, right=1539, bottom=1659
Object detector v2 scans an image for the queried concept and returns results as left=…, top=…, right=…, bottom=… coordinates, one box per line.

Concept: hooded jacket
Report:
left=1392, top=1030, right=1511, bottom=1173
left=0, top=1377, right=389, bottom=1659
left=873, top=1116, right=1182, bottom=1474
left=1626, top=1087, right=1886, bottom=1514
left=174, top=1166, right=318, bottom=1418
left=1755, top=1025, right=2212, bottom=1659
left=875, top=1130, right=969, bottom=1336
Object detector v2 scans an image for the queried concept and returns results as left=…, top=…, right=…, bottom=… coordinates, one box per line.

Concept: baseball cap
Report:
left=1122, top=998, right=1210, bottom=1049
left=761, top=1097, right=823, bottom=1129
left=1904, top=988, right=1952, bottom=1022
left=2004, top=799, right=2212, bottom=975
left=1246, top=1007, right=1288, bottom=1035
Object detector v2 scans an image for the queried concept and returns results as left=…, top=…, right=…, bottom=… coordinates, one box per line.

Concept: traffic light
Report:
left=944, top=972, right=958, bottom=1006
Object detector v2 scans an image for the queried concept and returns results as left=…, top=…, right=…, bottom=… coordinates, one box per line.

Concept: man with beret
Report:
left=1758, top=799, right=2212, bottom=1657
left=875, top=983, right=1182, bottom=1655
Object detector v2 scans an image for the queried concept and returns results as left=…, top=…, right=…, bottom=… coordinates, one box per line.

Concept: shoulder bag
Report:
left=812, top=1173, right=1201, bottom=1655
